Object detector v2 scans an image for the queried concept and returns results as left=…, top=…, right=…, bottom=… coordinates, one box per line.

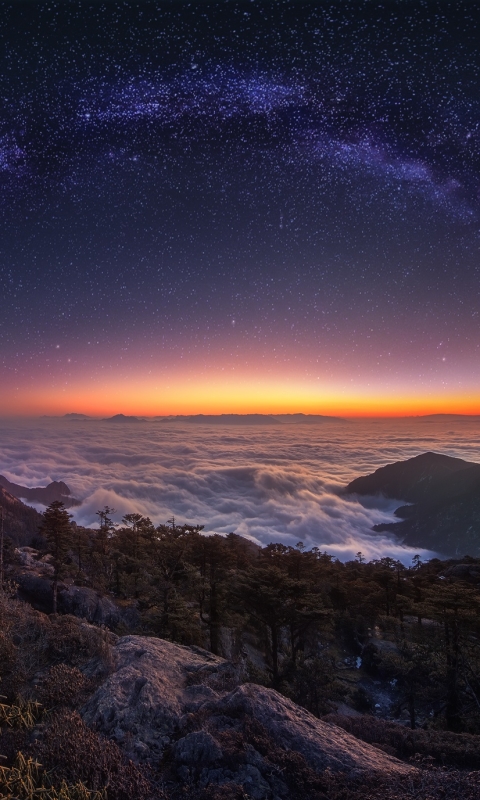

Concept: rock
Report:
left=15, top=547, right=54, bottom=575
left=14, top=568, right=138, bottom=630
left=172, top=731, right=223, bottom=767
left=81, top=635, right=225, bottom=760
left=58, top=586, right=122, bottom=629
left=81, top=635, right=413, bottom=780
left=207, top=683, right=413, bottom=777
left=235, top=765, right=271, bottom=799
left=17, top=573, right=54, bottom=613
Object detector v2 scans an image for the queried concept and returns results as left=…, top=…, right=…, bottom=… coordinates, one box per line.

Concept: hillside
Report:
left=1, top=590, right=480, bottom=799
left=0, top=475, right=80, bottom=508
left=0, top=487, right=44, bottom=546
left=2, top=489, right=480, bottom=797
left=346, top=452, right=480, bottom=557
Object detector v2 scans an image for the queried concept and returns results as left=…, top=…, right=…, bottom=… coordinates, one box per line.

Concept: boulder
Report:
left=81, top=635, right=227, bottom=760
left=16, top=573, right=54, bottom=613
left=58, top=586, right=122, bottom=629
left=206, top=683, right=412, bottom=777
left=172, top=730, right=223, bottom=766
left=81, top=634, right=413, bottom=780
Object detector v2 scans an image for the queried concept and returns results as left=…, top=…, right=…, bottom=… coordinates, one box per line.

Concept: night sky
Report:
left=2, top=1, right=480, bottom=416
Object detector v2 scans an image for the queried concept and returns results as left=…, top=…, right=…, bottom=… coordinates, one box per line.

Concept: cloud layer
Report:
left=2, top=417, right=479, bottom=564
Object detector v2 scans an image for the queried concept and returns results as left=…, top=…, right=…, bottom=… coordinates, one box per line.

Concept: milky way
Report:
left=1, top=2, right=480, bottom=415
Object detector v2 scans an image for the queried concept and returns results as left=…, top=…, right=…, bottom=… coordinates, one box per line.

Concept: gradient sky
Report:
left=2, top=1, right=480, bottom=416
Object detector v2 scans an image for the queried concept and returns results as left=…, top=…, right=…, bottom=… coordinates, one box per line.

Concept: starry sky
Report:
left=2, top=0, right=480, bottom=417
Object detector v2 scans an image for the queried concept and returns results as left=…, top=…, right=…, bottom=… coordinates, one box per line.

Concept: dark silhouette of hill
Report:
left=346, top=452, right=480, bottom=557
left=101, top=414, right=145, bottom=423
left=418, top=414, right=480, bottom=420
left=0, top=475, right=80, bottom=508
left=0, top=487, right=44, bottom=546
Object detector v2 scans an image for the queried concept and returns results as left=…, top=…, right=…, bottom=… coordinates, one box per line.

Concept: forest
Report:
left=2, top=499, right=480, bottom=799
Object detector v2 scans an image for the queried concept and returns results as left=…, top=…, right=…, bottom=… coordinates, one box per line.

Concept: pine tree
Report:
left=40, top=501, right=73, bottom=614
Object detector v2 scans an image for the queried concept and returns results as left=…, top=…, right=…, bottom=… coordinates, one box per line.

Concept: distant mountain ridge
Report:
left=346, top=452, right=480, bottom=557
left=102, top=414, right=145, bottom=423
left=0, top=475, right=80, bottom=508
left=158, top=413, right=346, bottom=425
left=39, top=412, right=347, bottom=423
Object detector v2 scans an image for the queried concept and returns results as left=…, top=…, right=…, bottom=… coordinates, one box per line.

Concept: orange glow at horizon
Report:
left=3, top=374, right=480, bottom=418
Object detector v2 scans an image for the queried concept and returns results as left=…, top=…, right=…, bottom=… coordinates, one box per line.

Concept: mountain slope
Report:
left=0, top=487, right=44, bottom=546
left=0, top=475, right=79, bottom=507
left=346, top=452, right=480, bottom=557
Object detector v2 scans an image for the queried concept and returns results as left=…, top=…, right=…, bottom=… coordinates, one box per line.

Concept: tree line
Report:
left=19, top=500, right=480, bottom=734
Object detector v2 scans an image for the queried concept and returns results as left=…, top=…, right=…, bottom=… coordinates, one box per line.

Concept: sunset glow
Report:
left=3, top=373, right=480, bottom=419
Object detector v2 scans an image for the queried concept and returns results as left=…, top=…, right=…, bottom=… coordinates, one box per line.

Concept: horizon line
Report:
left=3, top=411, right=480, bottom=421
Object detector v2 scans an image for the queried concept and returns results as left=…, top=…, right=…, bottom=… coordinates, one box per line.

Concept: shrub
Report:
left=32, top=710, right=154, bottom=800
left=34, top=664, right=90, bottom=710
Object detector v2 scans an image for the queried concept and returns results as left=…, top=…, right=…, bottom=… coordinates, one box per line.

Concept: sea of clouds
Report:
left=1, top=416, right=480, bottom=564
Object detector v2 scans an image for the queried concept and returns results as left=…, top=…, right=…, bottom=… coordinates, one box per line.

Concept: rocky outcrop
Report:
left=345, top=452, right=480, bottom=557
left=58, top=586, right=123, bottom=629
left=81, top=634, right=414, bottom=788
left=17, top=573, right=55, bottom=613
left=15, top=570, right=135, bottom=628
left=81, top=635, right=229, bottom=760
left=205, top=683, right=412, bottom=776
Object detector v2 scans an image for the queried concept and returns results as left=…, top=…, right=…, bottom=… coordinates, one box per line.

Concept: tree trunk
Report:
left=52, top=576, right=58, bottom=615
left=445, top=617, right=460, bottom=731
left=271, top=624, right=279, bottom=686
left=408, top=689, right=416, bottom=730
left=209, top=581, right=220, bottom=655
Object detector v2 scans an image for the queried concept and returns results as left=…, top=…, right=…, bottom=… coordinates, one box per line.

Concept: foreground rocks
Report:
left=81, top=636, right=234, bottom=760
left=80, top=635, right=413, bottom=797
left=16, top=572, right=129, bottom=627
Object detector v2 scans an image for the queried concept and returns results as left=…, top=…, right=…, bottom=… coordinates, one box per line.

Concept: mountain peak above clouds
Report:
left=346, top=452, right=480, bottom=557
left=101, top=414, right=145, bottom=423
left=0, top=475, right=80, bottom=507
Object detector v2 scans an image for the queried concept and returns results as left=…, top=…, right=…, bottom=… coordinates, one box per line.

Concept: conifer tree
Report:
left=40, top=500, right=73, bottom=614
